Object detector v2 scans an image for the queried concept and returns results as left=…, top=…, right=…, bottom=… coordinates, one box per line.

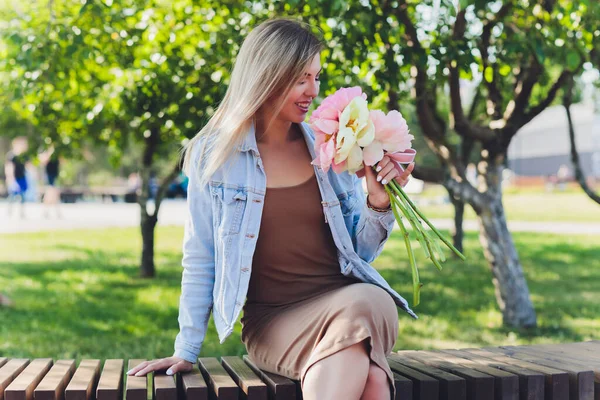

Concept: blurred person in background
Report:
left=4, top=137, right=29, bottom=219
left=39, top=146, right=62, bottom=219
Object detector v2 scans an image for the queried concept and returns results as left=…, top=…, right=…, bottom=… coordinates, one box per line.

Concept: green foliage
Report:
left=3, top=1, right=598, bottom=169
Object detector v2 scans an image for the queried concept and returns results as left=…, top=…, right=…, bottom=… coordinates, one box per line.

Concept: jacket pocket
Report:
left=211, top=185, right=248, bottom=236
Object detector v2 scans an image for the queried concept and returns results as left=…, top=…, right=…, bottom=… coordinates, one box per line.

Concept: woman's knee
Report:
left=366, top=363, right=388, bottom=386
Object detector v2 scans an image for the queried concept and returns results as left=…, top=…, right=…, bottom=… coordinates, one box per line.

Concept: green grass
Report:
left=415, top=191, right=600, bottom=222
left=1, top=226, right=599, bottom=361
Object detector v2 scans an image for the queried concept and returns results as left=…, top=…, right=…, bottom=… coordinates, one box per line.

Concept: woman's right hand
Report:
left=126, top=356, right=194, bottom=377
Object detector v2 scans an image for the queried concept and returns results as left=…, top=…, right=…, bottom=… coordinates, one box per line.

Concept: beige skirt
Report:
left=241, top=282, right=399, bottom=399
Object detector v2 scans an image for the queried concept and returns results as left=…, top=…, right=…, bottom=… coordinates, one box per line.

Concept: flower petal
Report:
left=362, top=141, right=384, bottom=166
left=347, top=145, right=364, bottom=174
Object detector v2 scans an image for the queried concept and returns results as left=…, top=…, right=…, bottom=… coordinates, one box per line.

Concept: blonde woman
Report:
left=127, top=17, right=416, bottom=400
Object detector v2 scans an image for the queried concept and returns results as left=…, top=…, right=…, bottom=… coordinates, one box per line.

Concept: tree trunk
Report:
left=475, top=156, right=537, bottom=328
left=450, top=193, right=465, bottom=254
left=137, top=127, right=181, bottom=277
left=138, top=129, right=159, bottom=278
left=140, top=209, right=157, bottom=278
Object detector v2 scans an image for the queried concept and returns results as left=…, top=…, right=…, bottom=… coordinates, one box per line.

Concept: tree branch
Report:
left=478, top=2, right=513, bottom=119
left=564, top=78, right=600, bottom=204
left=448, top=10, right=496, bottom=146
left=412, top=165, right=444, bottom=184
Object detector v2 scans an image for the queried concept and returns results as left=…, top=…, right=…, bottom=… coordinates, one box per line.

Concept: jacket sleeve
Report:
left=352, top=173, right=396, bottom=264
left=173, top=142, right=215, bottom=363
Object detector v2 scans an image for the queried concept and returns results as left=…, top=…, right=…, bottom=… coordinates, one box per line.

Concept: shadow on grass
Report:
left=376, top=230, right=599, bottom=349
left=1, top=228, right=598, bottom=359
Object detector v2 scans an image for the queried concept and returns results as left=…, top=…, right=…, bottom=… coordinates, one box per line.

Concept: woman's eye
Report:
left=299, top=76, right=320, bottom=85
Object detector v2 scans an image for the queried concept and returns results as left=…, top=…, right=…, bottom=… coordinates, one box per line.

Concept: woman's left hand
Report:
left=364, top=156, right=415, bottom=209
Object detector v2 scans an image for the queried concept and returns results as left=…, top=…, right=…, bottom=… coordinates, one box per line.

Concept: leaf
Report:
left=499, top=64, right=511, bottom=76
left=566, top=50, right=580, bottom=70
left=484, top=66, right=493, bottom=83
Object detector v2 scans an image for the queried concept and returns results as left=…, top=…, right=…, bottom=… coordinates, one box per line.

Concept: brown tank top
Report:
left=242, top=172, right=360, bottom=323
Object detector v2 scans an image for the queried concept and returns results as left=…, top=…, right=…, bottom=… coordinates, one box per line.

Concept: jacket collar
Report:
left=237, top=118, right=316, bottom=160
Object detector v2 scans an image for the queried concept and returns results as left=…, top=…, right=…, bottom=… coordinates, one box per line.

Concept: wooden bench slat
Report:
left=463, top=348, right=570, bottom=400
left=2, top=341, right=598, bottom=400
left=0, top=359, right=30, bottom=400
left=386, top=354, right=439, bottom=400
left=542, top=341, right=600, bottom=359
left=5, top=359, right=53, bottom=400
left=428, top=350, right=520, bottom=400
left=516, top=343, right=600, bottom=365
left=242, top=355, right=297, bottom=400
left=153, top=373, right=176, bottom=400
left=96, top=360, right=123, bottom=400
left=389, top=353, right=465, bottom=400
left=400, top=350, right=495, bottom=400
left=64, top=360, right=101, bottom=400
left=34, top=360, right=76, bottom=400
left=176, top=365, right=208, bottom=400
left=484, top=346, right=595, bottom=400
left=442, top=349, right=545, bottom=400
left=220, top=357, right=267, bottom=400
left=507, top=345, right=600, bottom=400
left=197, top=358, right=238, bottom=400
left=125, top=360, right=147, bottom=400
left=391, top=371, right=413, bottom=400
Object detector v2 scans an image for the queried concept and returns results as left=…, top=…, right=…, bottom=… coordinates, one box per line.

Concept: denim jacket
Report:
left=173, top=120, right=417, bottom=363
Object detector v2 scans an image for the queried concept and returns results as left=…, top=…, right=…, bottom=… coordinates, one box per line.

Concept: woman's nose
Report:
left=306, top=80, right=319, bottom=97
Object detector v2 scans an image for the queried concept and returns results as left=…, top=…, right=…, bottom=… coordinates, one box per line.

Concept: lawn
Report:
left=1, top=226, right=599, bottom=361
left=415, top=190, right=600, bottom=223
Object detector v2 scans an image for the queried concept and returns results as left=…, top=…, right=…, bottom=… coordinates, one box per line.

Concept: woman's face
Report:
left=276, top=53, right=322, bottom=123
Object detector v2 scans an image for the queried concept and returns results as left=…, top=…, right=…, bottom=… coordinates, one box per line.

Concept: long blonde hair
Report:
left=181, top=17, right=324, bottom=187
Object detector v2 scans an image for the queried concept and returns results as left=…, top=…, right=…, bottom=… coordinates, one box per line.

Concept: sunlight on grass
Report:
left=1, top=225, right=598, bottom=360
left=415, top=191, right=600, bottom=222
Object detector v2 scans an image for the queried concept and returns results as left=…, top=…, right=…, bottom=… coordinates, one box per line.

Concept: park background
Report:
left=1, top=0, right=599, bottom=361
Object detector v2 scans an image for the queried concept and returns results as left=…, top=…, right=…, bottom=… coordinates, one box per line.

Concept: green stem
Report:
left=393, top=189, right=443, bottom=271
left=386, top=185, right=421, bottom=306
left=389, top=187, right=431, bottom=259
left=390, top=180, right=466, bottom=261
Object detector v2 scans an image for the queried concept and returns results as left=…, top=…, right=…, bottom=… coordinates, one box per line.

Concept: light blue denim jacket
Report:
left=173, top=120, right=417, bottom=363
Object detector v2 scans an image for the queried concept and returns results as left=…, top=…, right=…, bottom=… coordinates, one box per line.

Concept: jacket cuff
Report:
left=173, top=347, right=199, bottom=364
left=362, top=200, right=396, bottom=226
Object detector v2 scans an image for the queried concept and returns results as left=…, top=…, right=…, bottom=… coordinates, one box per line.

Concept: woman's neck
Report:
left=258, top=122, right=301, bottom=147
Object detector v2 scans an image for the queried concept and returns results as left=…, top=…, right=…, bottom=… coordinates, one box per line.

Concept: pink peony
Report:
left=309, top=87, right=367, bottom=172
left=362, top=110, right=414, bottom=167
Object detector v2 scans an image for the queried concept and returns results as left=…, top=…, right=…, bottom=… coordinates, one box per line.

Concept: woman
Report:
left=127, top=17, right=416, bottom=399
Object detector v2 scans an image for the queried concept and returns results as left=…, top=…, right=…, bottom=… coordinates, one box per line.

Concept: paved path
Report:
left=1, top=200, right=600, bottom=235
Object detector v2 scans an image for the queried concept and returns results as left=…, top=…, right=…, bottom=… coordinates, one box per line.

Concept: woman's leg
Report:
left=302, top=339, right=370, bottom=400
left=360, top=362, right=391, bottom=400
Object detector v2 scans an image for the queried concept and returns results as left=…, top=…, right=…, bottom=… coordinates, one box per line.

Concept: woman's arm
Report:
left=173, top=142, right=216, bottom=363
left=351, top=174, right=396, bottom=264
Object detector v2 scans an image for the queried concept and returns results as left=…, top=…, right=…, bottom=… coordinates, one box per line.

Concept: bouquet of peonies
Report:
left=309, top=86, right=465, bottom=306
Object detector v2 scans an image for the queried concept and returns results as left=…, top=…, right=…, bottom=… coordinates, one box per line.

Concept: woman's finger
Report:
left=381, top=169, right=399, bottom=185
left=127, top=361, right=150, bottom=375
left=134, top=359, right=171, bottom=377
left=377, top=163, right=395, bottom=183
left=401, top=162, right=415, bottom=178
left=375, top=156, right=390, bottom=172
left=168, top=360, right=194, bottom=375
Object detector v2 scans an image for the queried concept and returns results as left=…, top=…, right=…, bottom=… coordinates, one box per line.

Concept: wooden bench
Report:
left=1, top=341, right=598, bottom=400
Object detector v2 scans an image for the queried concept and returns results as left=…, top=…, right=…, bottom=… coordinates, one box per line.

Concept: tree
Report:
left=289, top=0, right=600, bottom=327
left=1, top=0, right=252, bottom=277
